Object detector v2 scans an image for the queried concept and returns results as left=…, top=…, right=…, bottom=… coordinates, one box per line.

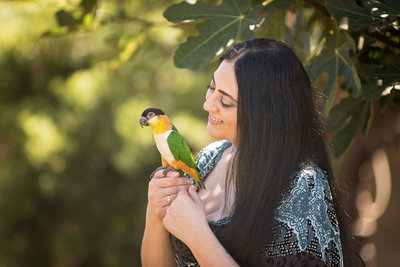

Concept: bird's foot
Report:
left=149, top=166, right=167, bottom=180
left=162, top=167, right=178, bottom=177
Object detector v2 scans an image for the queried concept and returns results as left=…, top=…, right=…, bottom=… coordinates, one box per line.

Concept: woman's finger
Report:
left=156, top=177, right=192, bottom=188
left=157, top=183, right=189, bottom=198
left=149, top=177, right=190, bottom=191
left=188, top=185, right=201, bottom=203
left=163, top=193, right=179, bottom=207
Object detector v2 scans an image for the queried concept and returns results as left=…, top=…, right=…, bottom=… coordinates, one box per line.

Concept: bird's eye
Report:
left=147, top=112, right=155, bottom=119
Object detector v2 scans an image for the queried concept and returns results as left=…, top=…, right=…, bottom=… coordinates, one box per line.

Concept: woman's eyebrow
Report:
left=212, top=74, right=237, bottom=103
left=219, top=90, right=237, bottom=103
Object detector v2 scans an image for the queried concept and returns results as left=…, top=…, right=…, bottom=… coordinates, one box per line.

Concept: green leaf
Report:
left=370, top=0, right=400, bottom=13
left=359, top=55, right=400, bottom=100
left=251, top=0, right=294, bottom=41
left=163, top=0, right=263, bottom=69
left=331, top=100, right=367, bottom=157
left=326, top=0, right=400, bottom=31
left=252, top=0, right=265, bottom=5
left=262, top=0, right=294, bottom=15
left=306, top=31, right=361, bottom=114
left=327, top=97, right=363, bottom=133
left=359, top=76, right=386, bottom=100
left=284, top=10, right=312, bottom=62
left=362, top=102, right=372, bottom=136
left=254, top=10, right=286, bottom=41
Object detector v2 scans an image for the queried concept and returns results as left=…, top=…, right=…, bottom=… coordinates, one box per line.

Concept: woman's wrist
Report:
left=186, top=224, right=214, bottom=251
left=186, top=225, right=220, bottom=255
left=146, top=204, right=166, bottom=227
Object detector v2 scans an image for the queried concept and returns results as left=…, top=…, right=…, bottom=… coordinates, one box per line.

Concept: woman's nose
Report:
left=203, top=94, right=218, bottom=113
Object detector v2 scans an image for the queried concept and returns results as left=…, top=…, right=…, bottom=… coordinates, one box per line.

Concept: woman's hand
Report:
left=148, top=168, right=192, bottom=220
left=162, top=185, right=209, bottom=246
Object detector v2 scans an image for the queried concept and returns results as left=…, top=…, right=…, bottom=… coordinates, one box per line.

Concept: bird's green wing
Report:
left=167, top=126, right=198, bottom=171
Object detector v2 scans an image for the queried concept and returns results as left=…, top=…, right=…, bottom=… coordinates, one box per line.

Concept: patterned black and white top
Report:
left=170, top=140, right=343, bottom=267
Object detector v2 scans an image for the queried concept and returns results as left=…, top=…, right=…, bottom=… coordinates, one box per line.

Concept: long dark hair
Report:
left=219, top=39, right=350, bottom=266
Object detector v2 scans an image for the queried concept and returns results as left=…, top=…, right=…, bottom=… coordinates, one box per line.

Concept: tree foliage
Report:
left=165, top=0, right=400, bottom=157
left=164, top=0, right=263, bottom=69
left=0, top=0, right=212, bottom=266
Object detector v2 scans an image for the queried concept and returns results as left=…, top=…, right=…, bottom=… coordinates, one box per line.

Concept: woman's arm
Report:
left=141, top=204, right=176, bottom=267
left=141, top=170, right=192, bottom=267
left=264, top=167, right=343, bottom=266
left=163, top=187, right=239, bottom=267
left=187, top=223, right=239, bottom=267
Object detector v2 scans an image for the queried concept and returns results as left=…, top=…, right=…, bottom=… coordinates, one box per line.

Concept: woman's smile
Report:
left=208, top=115, right=223, bottom=125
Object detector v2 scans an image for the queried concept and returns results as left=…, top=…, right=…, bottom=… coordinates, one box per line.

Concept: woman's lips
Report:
left=208, top=115, right=223, bottom=125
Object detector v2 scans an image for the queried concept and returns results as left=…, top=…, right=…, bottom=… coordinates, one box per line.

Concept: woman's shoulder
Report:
left=195, top=140, right=232, bottom=179
left=279, top=163, right=332, bottom=200
left=265, top=163, right=343, bottom=266
left=276, top=163, right=339, bottom=234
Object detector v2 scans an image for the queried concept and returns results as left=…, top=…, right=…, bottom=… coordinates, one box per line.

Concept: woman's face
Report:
left=203, top=60, right=238, bottom=144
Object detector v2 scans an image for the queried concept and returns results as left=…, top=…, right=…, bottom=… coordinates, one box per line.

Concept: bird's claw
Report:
left=149, top=166, right=167, bottom=180
left=162, top=167, right=177, bottom=177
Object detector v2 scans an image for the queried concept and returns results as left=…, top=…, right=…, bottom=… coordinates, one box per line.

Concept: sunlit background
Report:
left=0, top=1, right=214, bottom=266
left=0, top=0, right=399, bottom=266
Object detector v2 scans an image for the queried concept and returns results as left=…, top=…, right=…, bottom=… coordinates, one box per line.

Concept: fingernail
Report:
left=187, top=179, right=192, bottom=184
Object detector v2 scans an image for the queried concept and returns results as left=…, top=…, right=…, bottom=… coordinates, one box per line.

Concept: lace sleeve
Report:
left=263, top=166, right=343, bottom=267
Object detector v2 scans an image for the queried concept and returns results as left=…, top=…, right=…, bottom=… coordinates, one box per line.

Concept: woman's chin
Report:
left=207, top=125, right=230, bottom=141
left=207, top=124, right=221, bottom=139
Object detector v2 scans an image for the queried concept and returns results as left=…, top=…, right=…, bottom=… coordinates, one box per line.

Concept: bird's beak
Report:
left=139, top=116, right=149, bottom=128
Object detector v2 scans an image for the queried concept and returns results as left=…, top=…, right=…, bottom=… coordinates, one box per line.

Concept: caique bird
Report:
left=139, top=108, right=205, bottom=190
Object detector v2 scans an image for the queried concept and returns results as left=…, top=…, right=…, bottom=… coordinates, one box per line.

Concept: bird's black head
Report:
left=139, top=108, right=165, bottom=127
left=141, top=108, right=165, bottom=117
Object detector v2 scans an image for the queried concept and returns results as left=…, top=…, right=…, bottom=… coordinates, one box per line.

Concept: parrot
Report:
left=139, top=108, right=205, bottom=190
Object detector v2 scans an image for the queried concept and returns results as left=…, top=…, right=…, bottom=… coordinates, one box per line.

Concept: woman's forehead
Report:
left=214, top=60, right=235, bottom=76
left=213, top=61, right=237, bottom=92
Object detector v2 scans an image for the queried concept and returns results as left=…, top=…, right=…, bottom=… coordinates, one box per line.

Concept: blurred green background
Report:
left=0, top=0, right=214, bottom=266
left=1, top=0, right=399, bottom=267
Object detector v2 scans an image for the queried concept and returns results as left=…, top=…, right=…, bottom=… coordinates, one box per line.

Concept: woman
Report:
left=141, top=39, right=347, bottom=266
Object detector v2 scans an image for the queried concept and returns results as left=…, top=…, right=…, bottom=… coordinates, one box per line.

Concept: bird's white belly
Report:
left=154, top=130, right=175, bottom=164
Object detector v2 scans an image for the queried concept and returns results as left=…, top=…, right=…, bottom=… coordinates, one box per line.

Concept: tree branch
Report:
left=302, top=0, right=399, bottom=49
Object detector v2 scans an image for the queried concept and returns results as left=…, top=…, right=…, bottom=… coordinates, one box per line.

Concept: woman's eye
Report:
left=221, top=98, right=233, bottom=107
left=206, top=84, right=234, bottom=107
